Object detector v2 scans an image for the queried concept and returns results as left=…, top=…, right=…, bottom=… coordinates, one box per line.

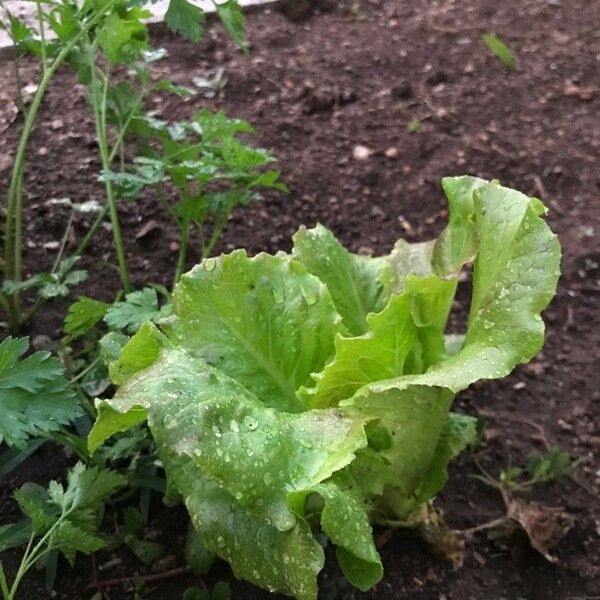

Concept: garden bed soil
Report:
left=1, top=0, right=599, bottom=598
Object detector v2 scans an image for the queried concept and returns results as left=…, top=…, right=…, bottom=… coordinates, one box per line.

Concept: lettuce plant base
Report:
left=1, top=0, right=599, bottom=598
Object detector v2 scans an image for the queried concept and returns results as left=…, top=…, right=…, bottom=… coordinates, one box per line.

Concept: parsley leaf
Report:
left=11, top=463, right=125, bottom=575
left=104, top=288, right=170, bottom=334
left=165, top=0, right=206, bottom=43
left=214, top=0, right=247, bottom=51
left=0, top=337, right=81, bottom=448
left=64, top=297, right=110, bottom=339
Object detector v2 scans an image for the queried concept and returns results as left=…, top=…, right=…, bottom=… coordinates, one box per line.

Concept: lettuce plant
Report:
left=87, top=176, right=560, bottom=599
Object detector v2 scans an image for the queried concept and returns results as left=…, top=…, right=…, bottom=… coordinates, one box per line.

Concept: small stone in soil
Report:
left=0, top=154, right=13, bottom=172
left=43, top=240, right=61, bottom=250
left=353, top=144, right=373, bottom=160
left=525, top=362, right=546, bottom=377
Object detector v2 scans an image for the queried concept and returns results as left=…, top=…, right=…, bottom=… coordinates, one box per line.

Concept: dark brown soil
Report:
left=1, top=0, right=599, bottom=598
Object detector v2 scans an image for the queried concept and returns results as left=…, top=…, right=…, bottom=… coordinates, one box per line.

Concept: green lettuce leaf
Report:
left=287, top=473, right=382, bottom=591
left=162, top=251, right=343, bottom=412
left=89, top=333, right=372, bottom=597
left=414, top=412, right=479, bottom=505
left=164, top=456, right=323, bottom=600
left=404, top=180, right=559, bottom=391
left=292, top=224, right=387, bottom=335
left=344, top=384, right=456, bottom=519
left=92, top=344, right=367, bottom=530
left=342, top=179, right=559, bottom=518
left=299, top=293, right=417, bottom=408
left=382, top=176, right=486, bottom=294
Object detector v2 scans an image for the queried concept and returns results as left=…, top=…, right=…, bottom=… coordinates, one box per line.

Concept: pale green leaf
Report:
left=165, top=455, right=323, bottom=600
left=108, top=322, right=161, bottom=385
left=292, top=224, right=387, bottom=335
left=344, top=181, right=560, bottom=518
left=87, top=176, right=560, bottom=599
left=88, top=402, right=148, bottom=454
left=299, top=293, right=416, bottom=408
left=433, top=176, right=487, bottom=274
left=380, top=239, right=436, bottom=296
left=344, top=385, right=455, bottom=519
left=416, top=182, right=560, bottom=390
left=288, top=474, right=382, bottom=591
left=414, top=412, right=478, bottom=504
left=91, top=348, right=367, bottom=530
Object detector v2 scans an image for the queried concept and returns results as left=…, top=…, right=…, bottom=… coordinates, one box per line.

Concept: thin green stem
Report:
left=35, top=0, right=47, bottom=72
left=173, top=219, right=190, bottom=286
left=202, top=217, right=227, bottom=260
left=5, top=538, right=32, bottom=600
left=69, top=356, right=100, bottom=385
left=23, top=510, right=69, bottom=569
left=51, top=210, right=74, bottom=273
left=72, top=204, right=110, bottom=258
left=108, top=86, right=147, bottom=164
left=7, top=530, right=59, bottom=599
left=89, top=61, right=131, bottom=292
left=21, top=545, right=50, bottom=574
left=21, top=533, right=35, bottom=568
left=74, top=389, right=97, bottom=419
